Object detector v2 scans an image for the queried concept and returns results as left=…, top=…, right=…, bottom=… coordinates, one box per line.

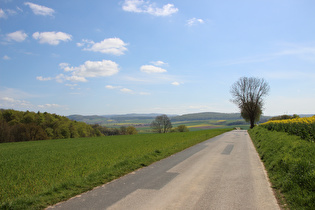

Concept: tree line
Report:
left=0, top=109, right=137, bottom=143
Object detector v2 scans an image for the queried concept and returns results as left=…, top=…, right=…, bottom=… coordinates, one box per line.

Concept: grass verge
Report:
left=248, top=126, right=315, bottom=210
left=0, top=128, right=231, bottom=209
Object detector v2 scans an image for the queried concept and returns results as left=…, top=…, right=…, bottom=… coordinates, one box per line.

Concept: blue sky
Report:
left=1, top=0, right=315, bottom=116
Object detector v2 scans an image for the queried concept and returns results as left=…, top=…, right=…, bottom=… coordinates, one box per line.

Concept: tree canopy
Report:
left=230, top=77, right=270, bottom=128
left=150, top=114, right=172, bottom=133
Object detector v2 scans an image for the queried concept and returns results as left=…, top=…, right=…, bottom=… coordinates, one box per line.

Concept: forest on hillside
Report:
left=0, top=109, right=137, bottom=143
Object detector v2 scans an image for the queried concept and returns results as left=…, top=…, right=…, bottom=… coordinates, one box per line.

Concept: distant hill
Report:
left=67, top=115, right=107, bottom=124
left=171, top=112, right=243, bottom=121
left=67, top=112, right=271, bottom=124
left=67, top=113, right=169, bottom=124
left=102, top=113, right=177, bottom=120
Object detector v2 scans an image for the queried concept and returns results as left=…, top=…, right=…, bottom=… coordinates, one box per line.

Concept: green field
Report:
left=100, top=119, right=249, bottom=133
left=0, top=128, right=232, bottom=209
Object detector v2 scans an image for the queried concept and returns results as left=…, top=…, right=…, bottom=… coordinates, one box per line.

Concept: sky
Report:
left=1, top=0, right=315, bottom=116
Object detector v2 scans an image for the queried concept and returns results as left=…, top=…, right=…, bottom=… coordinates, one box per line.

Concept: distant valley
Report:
left=67, top=112, right=271, bottom=132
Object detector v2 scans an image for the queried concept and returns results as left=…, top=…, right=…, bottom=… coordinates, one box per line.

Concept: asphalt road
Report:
left=47, top=130, right=280, bottom=210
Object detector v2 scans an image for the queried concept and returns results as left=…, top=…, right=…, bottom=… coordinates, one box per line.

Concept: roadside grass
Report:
left=248, top=127, right=315, bottom=210
left=0, top=128, right=232, bottom=209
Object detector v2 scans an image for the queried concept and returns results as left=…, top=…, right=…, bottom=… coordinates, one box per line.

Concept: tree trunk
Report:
left=250, top=119, right=255, bottom=129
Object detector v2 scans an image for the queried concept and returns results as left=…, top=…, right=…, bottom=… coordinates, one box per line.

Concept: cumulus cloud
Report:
left=73, top=60, right=119, bottom=78
left=80, top=38, right=128, bottom=55
left=24, top=2, right=54, bottom=16
left=140, top=65, right=167, bottom=73
left=122, top=0, right=178, bottom=16
left=6, top=30, right=28, bottom=42
left=38, top=60, right=119, bottom=83
left=32, top=31, right=72, bottom=45
left=171, top=81, right=180, bottom=86
left=187, top=18, right=204, bottom=26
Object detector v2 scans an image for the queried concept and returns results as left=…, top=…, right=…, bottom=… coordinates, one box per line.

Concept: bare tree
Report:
left=230, top=77, right=270, bottom=129
left=150, top=115, right=172, bottom=133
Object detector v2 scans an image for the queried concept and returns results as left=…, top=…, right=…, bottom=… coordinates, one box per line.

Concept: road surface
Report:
left=47, top=130, right=279, bottom=210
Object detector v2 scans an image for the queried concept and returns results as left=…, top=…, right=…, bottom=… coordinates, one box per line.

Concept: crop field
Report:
left=261, top=116, right=315, bottom=142
left=0, top=128, right=232, bottom=209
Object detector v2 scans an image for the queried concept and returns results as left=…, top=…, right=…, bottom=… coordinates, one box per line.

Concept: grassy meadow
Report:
left=0, top=128, right=232, bottom=209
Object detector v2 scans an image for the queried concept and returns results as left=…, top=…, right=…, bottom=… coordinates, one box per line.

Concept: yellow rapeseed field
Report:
left=261, top=116, right=315, bottom=142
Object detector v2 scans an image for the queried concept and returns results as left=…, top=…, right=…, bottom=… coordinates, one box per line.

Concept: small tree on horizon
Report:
left=230, top=77, right=270, bottom=129
left=150, top=115, right=172, bottom=133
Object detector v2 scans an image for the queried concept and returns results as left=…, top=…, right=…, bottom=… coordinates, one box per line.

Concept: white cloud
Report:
left=24, top=2, right=54, bottom=16
left=40, top=60, right=119, bottom=84
left=59, top=63, right=70, bottom=70
left=38, top=104, right=61, bottom=108
left=0, top=7, right=23, bottom=19
left=187, top=18, right=204, bottom=26
left=122, top=0, right=178, bottom=16
left=120, top=88, right=133, bottom=93
left=0, top=94, right=65, bottom=112
left=140, top=65, right=167, bottom=73
left=32, top=31, right=72, bottom=45
left=105, top=85, right=121, bottom=89
left=77, top=39, right=94, bottom=47
left=73, top=60, right=119, bottom=78
left=82, top=38, right=128, bottom=55
left=151, top=60, right=167, bottom=66
left=0, top=8, right=6, bottom=18
left=106, top=85, right=148, bottom=95
left=6, top=30, right=28, bottom=42
left=36, top=76, right=52, bottom=81
left=56, top=60, right=119, bottom=82
left=0, top=96, right=32, bottom=108
left=6, top=9, right=17, bottom=16
left=3, top=55, right=10, bottom=60
left=171, top=81, right=180, bottom=86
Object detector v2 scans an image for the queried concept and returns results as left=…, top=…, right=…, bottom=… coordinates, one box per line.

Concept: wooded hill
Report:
left=0, top=109, right=102, bottom=143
